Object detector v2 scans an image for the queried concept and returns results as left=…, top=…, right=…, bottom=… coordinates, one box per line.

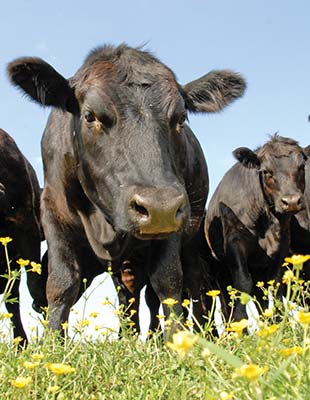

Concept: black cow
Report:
left=8, top=44, right=246, bottom=335
left=0, top=128, right=44, bottom=344
left=289, top=149, right=310, bottom=295
left=205, top=135, right=307, bottom=321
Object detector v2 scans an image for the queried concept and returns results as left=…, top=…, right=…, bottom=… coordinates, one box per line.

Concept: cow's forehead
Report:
left=74, top=60, right=181, bottom=113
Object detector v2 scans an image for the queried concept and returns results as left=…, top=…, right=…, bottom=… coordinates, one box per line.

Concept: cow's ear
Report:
left=183, top=70, right=246, bottom=113
left=233, top=147, right=260, bottom=169
left=303, top=145, right=310, bottom=159
left=7, top=57, right=78, bottom=114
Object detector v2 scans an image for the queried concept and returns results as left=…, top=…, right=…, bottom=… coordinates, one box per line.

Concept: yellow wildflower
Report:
left=263, top=308, right=274, bottom=318
left=16, top=258, right=30, bottom=267
left=11, top=376, right=32, bottom=388
left=167, top=330, right=197, bottom=357
left=185, top=319, right=194, bottom=328
left=44, top=362, right=76, bottom=374
left=285, top=255, right=310, bottom=265
left=256, top=281, right=264, bottom=288
left=89, top=311, right=99, bottom=318
left=282, top=270, right=295, bottom=284
left=0, top=312, right=13, bottom=319
left=256, top=324, right=279, bottom=337
left=279, top=346, right=304, bottom=357
left=78, top=319, right=90, bottom=327
left=102, top=300, right=112, bottom=306
left=32, top=353, right=44, bottom=361
left=12, top=336, right=24, bottom=345
left=61, top=322, right=69, bottom=330
left=23, top=361, right=38, bottom=369
left=156, top=314, right=165, bottom=320
left=234, top=364, right=268, bottom=380
left=30, top=262, right=42, bottom=275
left=296, top=311, right=310, bottom=324
left=130, top=309, right=137, bottom=316
left=206, top=290, right=220, bottom=297
left=226, top=319, right=249, bottom=335
left=162, top=298, right=178, bottom=306
left=182, top=299, right=191, bottom=307
left=127, top=321, right=135, bottom=328
left=267, top=280, right=275, bottom=286
left=128, top=298, right=135, bottom=304
left=47, top=385, right=60, bottom=393
left=0, top=237, right=12, bottom=246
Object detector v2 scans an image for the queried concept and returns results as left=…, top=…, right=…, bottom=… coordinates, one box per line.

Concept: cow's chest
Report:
left=257, top=214, right=289, bottom=260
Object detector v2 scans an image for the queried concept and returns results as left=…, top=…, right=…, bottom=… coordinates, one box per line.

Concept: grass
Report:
left=1, top=240, right=310, bottom=399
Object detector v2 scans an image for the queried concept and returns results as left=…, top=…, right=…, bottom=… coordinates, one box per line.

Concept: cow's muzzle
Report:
left=128, top=187, right=188, bottom=238
left=280, top=194, right=303, bottom=213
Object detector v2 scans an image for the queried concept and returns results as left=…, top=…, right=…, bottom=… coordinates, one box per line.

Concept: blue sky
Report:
left=1, top=0, right=310, bottom=337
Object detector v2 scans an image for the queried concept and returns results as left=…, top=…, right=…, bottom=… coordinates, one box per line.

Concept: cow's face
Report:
left=72, top=63, right=190, bottom=238
left=233, top=137, right=307, bottom=214
left=7, top=46, right=246, bottom=239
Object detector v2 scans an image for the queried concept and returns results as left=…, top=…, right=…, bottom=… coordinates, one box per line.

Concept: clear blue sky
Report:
left=1, top=0, right=310, bottom=337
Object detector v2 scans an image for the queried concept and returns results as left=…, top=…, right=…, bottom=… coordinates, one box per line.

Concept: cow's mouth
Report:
left=134, top=230, right=177, bottom=240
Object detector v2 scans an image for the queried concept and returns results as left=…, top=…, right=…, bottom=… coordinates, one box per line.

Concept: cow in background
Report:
left=205, top=135, right=307, bottom=321
left=0, top=128, right=45, bottom=345
left=8, top=44, right=246, bottom=336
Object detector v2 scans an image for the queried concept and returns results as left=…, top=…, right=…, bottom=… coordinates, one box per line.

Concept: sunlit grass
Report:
left=1, top=238, right=310, bottom=398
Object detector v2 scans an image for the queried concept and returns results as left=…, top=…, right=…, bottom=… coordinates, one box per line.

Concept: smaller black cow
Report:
left=205, top=135, right=307, bottom=321
left=0, top=128, right=44, bottom=344
left=289, top=148, right=310, bottom=295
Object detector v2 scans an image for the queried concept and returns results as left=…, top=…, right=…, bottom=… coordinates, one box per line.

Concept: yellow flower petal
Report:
left=206, top=290, right=221, bottom=297
left=284, top=254, right=310, bottom=265
left=44, top=362, right=76, bottom=374
left=279, top=346, right=304, bottom=357
left=11, top=376, right=32, bottom=388
left=167, top=331, right=197, bottom=357
left=162, top=298, right=178, bottom=306
left=16, top=258, right=30, bottom=267
left=256, top=324, right=279, bottom=337
left=234, top=364, right=268, bottom=380
left=296, top=311, right=310, bottom=324
left=0, top=237, right=12, bottom=246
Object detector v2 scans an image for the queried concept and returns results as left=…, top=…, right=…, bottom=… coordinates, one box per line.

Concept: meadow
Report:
left=0, top=238, right=310, bottom=400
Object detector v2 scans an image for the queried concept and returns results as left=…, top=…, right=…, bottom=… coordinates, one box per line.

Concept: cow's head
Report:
left=233, top=135, right=307, bottom=214
left=8, top=44, right=246, bottom=239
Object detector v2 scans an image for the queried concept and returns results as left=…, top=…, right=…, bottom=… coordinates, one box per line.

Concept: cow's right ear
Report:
left=7, top=57, right=78, bottom=114
left=233, top=147, right=261, bottom=169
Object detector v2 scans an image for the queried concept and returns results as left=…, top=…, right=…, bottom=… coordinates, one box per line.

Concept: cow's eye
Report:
left=178, top=114, right=186, bottom=128
left=84, top=111, right=96, bottom=123
left=262, top=169, right=273, bottom=179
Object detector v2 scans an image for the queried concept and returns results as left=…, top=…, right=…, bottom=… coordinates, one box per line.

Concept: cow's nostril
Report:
left=281, top=199, right=288, bottom=208
left=176, top=206, right=185, bottom=220
left=131, top=201, right=149, bottom=217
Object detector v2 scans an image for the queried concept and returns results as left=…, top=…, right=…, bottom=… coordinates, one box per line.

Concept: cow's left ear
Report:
left=233, top=147, right=261, bottom=169
left=303, top=145, right=310, bottom=159
left=7, top=57, right=78, bottom=114
left=183, top=70, right=246, bottom=113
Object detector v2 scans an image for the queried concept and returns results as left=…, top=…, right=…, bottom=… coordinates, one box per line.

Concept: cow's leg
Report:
left=5, top=279, right=27, bottom=345
left=220, top=203, right=254, bottom=322
left=43, top=220, right=82, bottom=333
left=112, top=261, right=147, bottom=335
left=144, top=281, right=161, bottom=333
left=148, top=235, right=184, bottom=337
left=20, top=235, right=48, bottom=315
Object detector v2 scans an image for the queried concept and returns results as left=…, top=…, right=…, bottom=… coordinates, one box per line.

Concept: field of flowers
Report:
left=0, top=238, right=309, bottom=399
